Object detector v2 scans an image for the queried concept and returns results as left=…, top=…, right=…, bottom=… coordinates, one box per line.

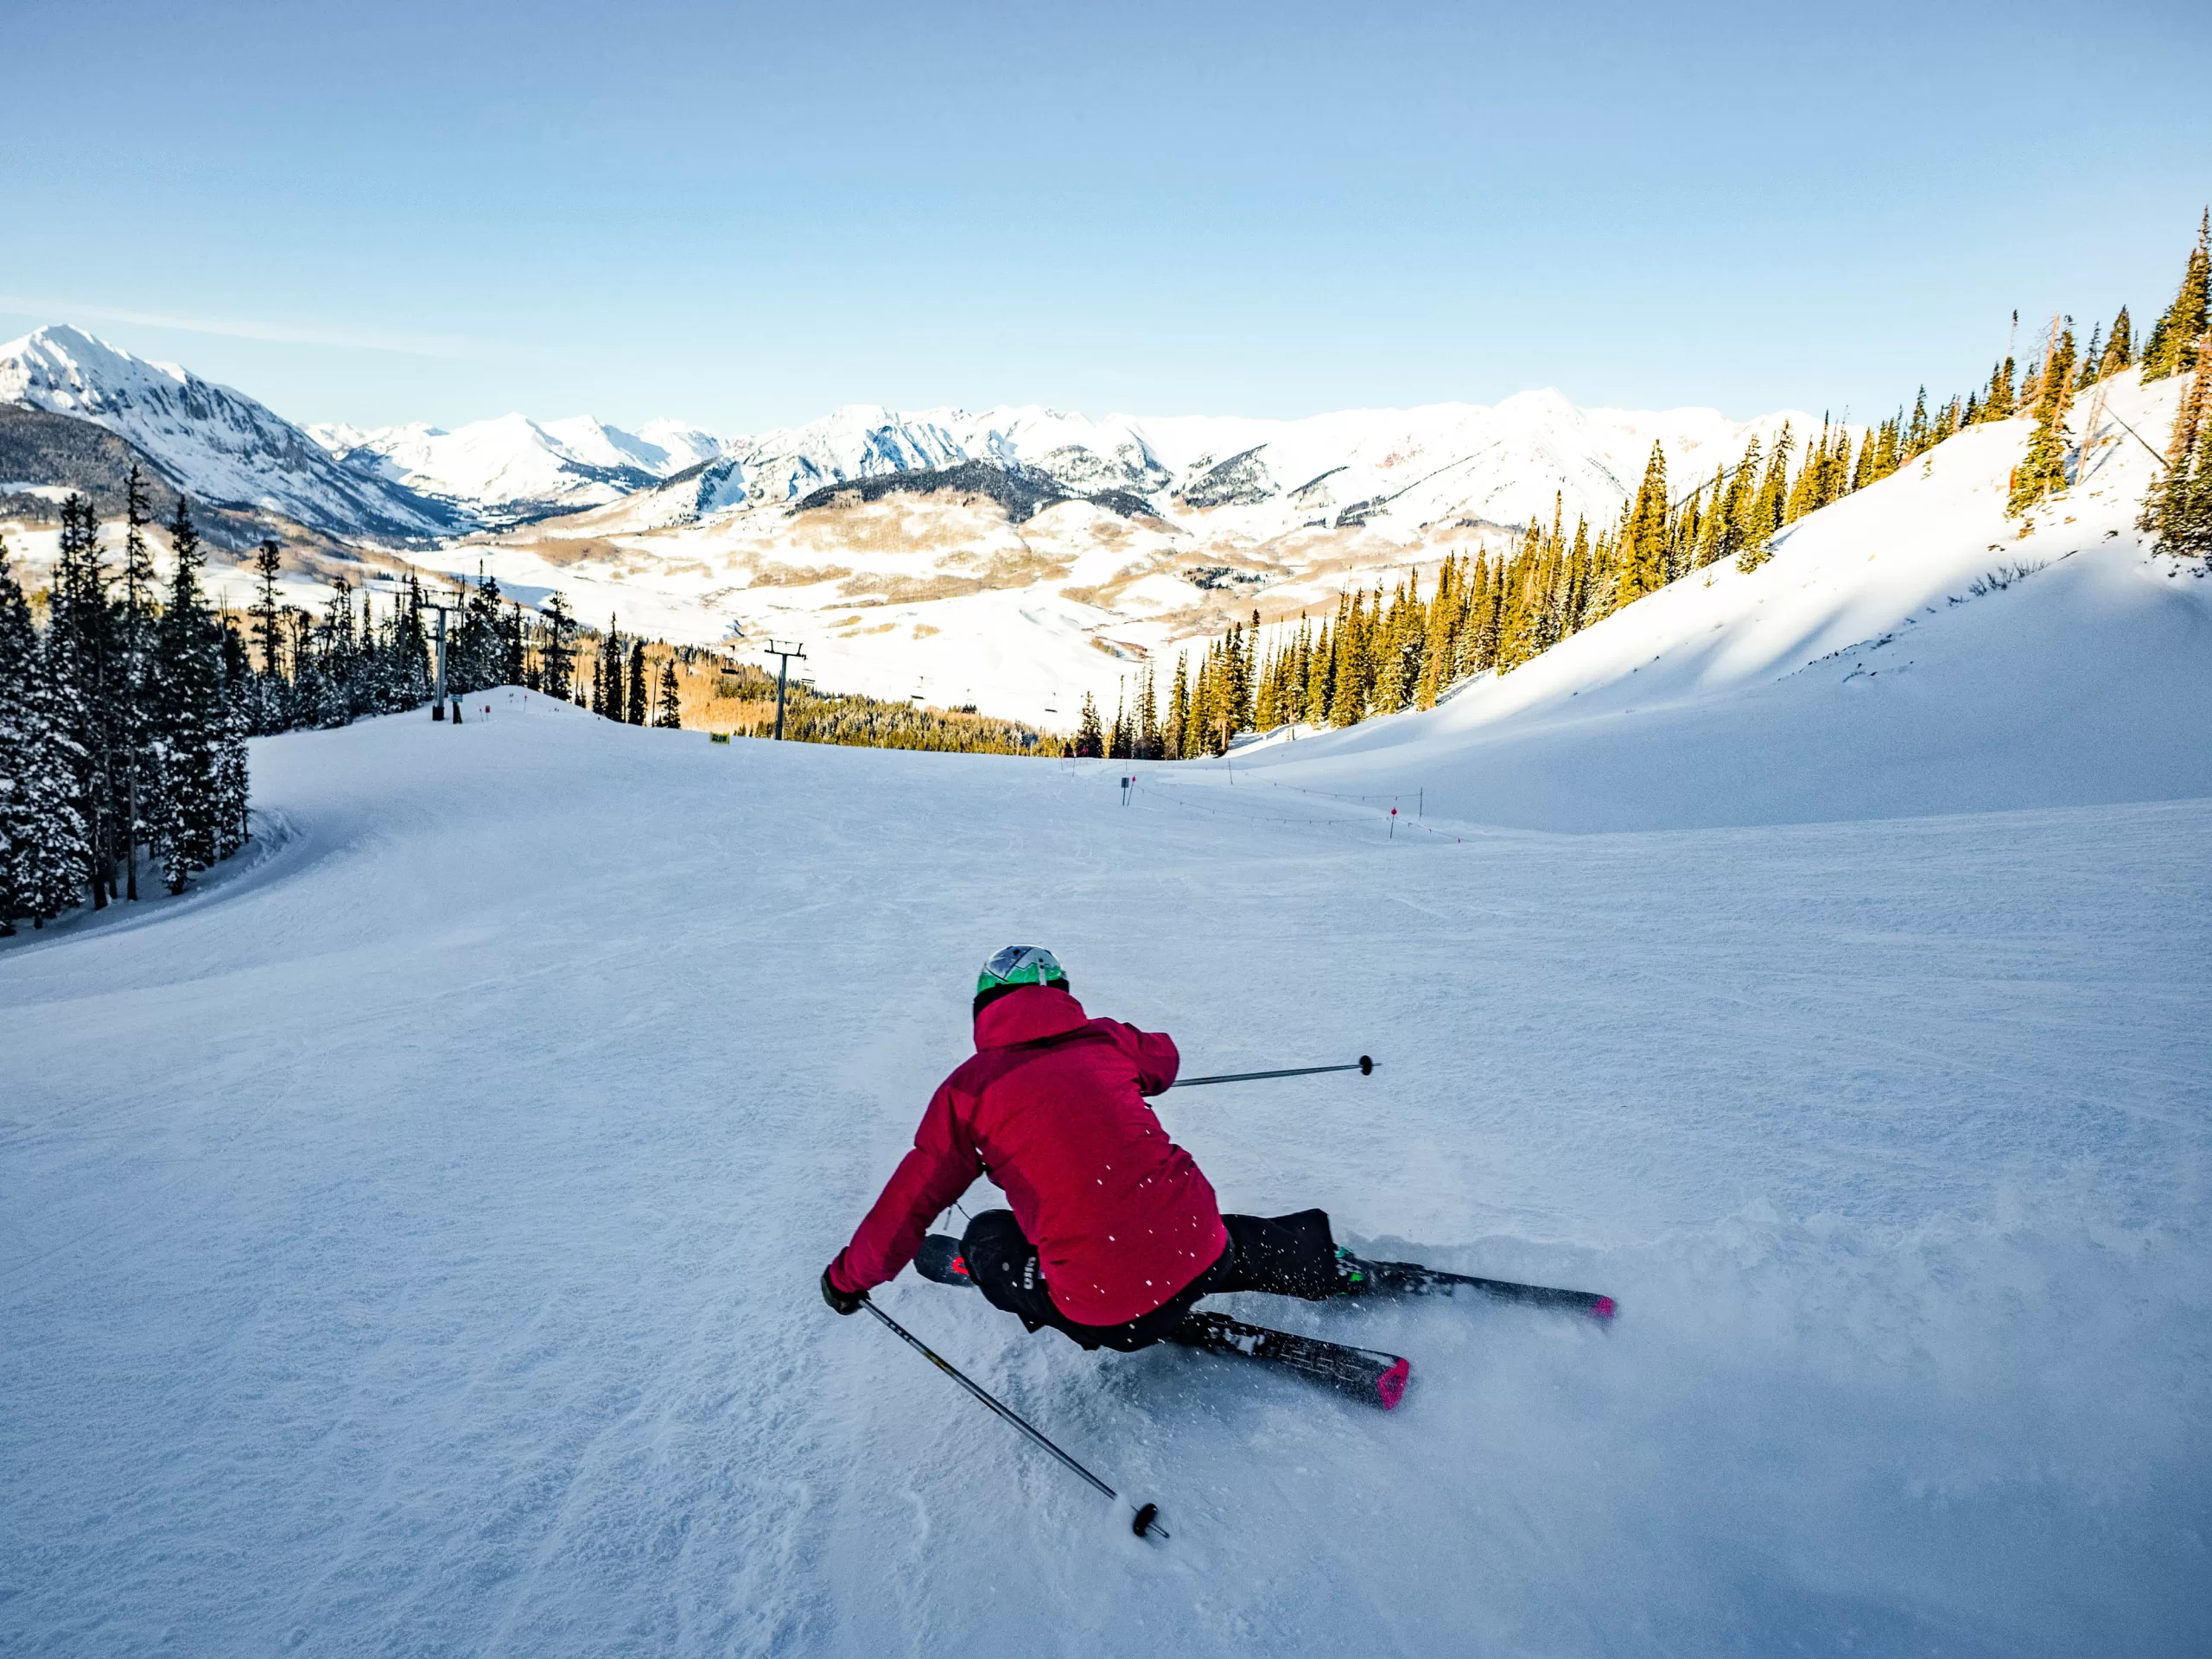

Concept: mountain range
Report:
left=1, top=323, right=1815, bottom=547
left=2, top=321, right=1823, bottom=719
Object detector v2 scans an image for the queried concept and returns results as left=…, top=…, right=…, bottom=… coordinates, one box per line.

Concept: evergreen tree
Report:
left=1980, top=357, right=2018, bottom=423
left=1707, top=438, right=1759, bottom=564
left=0, top=537, right=30, bottom=931
left=2142, top=210, right=2209, bottom=383
left=317, top=579, right=360, bottom=725
left=1850, top=428, right=1879, bottom=492
left=0, top=539, right=90, bottom=931
left=502, top=601, right=528, bottom=687
left=626, top=639, right=649, bottom=724
left=149, top=499, right=224, bottom=893
left=1613, top=443, right=1671, bottom=604
left=2101, top=307, right=2133, bottom=378
left=1414, top=564, right=1458, bottom=708
left=118, top=469, right=159, bottom=898
left=2145, top=333, right=2212, bottom=559
left=251, top=540, right=284, bottom=675
left=592, top=620, right=624, bottom=718
left=1785, top=420, right=1854, bottom=523
left=48, top=494, right=123, bottom=906
left=1074, top=690, right=1103, bottom=758
left=1903, top=389, right=1931, bottom=457
left=655, top=658, right=683, bottom=728
left=1329, top=588, right=1370, bottom=727
left=1303, top=609, right=1333, bottom=727
left=2008, top=322, right=2077, bottom=515
left=1191, top=642, right=1217, bottom=749
left=1231, top=620, right=1253, bottom=731
left=213, top=632, right=251, bottom=857
left=1, top=537, right=93, bottom=931
left=540, top=593, right=575, bottom=701
left=1737, top=426, right=1793, bottom=571
left=451, top=571, right=505, bottom=695
left=1167, top=652, right=1191, bottom=759
left=2076, top=324, right=2103, bottom=390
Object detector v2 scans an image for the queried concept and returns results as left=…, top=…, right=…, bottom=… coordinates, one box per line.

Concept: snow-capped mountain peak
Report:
left=308, top=410, right=731, bottom=525
left=0, top=324, right=458, bottom=541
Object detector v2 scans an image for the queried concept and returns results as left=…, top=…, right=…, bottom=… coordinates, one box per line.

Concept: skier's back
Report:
left=822, top=946, right=1345, bottom=1350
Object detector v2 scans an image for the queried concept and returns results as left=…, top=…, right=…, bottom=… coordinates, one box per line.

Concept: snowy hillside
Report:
left=1221, top=366, right=2212, bottom=827
left=309, top=413, right=726, bottom=524
left=0, top=327, right=459, bottom=541
left=3, top=686, right=2204, bottom=1656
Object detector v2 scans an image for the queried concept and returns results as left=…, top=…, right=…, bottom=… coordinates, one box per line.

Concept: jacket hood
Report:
left=974, top=984, right=1089, bottom=1050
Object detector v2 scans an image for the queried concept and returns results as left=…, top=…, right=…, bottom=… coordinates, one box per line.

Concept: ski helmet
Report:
left=976, top=944, right=1068, bottom=997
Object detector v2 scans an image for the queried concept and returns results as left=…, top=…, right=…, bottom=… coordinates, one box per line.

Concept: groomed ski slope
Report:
left=4, top=689, right=2208, bottom=1656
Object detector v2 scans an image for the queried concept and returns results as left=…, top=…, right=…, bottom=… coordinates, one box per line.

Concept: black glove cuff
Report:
left=821, top=1265, right=864, bottom=1314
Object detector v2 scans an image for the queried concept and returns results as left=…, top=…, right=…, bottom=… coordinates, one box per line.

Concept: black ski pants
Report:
left=958, top=1207, right=1340, bottom=1352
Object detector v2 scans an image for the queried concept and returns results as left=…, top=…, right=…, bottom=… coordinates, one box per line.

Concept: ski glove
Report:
left=820, top=1266, right=864, bottom=1315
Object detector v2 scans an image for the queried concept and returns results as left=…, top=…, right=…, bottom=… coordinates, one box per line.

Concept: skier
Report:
left=819, top=945, right=1355, bottom=1351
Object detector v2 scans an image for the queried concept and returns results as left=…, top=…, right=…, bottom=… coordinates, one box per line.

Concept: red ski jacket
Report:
left=828, top=985, right=1227, bottom=1325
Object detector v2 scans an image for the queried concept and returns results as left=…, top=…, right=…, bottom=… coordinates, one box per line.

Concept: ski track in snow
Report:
left=3, top=695, right=2209, bottom=1656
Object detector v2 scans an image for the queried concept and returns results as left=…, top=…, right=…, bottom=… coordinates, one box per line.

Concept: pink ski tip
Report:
left=1376, top=1358, right=1410, bottom=1410
left=1591, top=1296, right=1617, bottom=1321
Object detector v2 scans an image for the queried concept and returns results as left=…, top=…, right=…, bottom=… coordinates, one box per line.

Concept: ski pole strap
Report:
left=861, top=1300, right=1166, bottom=1535
left=1168, top=1056, right=1374, bottom=1090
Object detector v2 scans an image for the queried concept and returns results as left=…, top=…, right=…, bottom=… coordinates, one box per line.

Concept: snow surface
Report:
left=3, top=663, right=2207, bottom=1652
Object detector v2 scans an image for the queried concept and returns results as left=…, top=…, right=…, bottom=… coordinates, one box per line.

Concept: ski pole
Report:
left=860, top=1300, right=1167, bottom=1540
left=1169, top=1055, right=1374, bottom=1090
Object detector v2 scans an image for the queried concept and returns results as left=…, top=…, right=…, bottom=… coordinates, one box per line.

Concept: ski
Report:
left=1166, top=1311, right=1410, bottom=1409
left=914, top=1242, right=1411, bottom=1409
left=919, top=1234, right=1614, bottom=1321
left=1340, top=1255, right=1616, bottom=1321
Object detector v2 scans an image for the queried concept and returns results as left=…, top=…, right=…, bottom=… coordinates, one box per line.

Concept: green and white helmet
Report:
left=976, top=944, right=1067, bottom=996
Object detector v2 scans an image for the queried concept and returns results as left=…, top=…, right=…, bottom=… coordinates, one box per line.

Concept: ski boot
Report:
left=914, top=1234, right=976, bottom=1287
left=1332, top=1246, right=1386, bottom=1296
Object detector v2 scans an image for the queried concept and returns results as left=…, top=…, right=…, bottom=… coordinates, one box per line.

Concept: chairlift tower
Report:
left=371, top=575, right=459, bottom=721
left=425, top=601, right=457, bottom=721
left=763, top=639, right=806, bottom=740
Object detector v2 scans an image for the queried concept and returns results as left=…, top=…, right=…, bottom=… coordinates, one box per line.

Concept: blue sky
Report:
left=4, top=0, right=2206, bottom=435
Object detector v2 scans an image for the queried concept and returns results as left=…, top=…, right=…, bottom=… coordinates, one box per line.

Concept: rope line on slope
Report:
left=1123, top=779, right=1468, bottom=843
